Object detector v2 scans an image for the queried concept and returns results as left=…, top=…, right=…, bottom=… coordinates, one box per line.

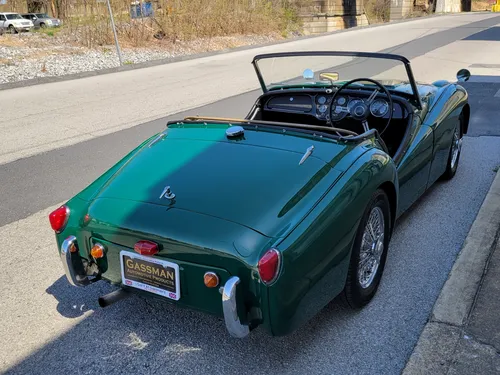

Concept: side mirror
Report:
left=456, top=69, right=470, bottom=82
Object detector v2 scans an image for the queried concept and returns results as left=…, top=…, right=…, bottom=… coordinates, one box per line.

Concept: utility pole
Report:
left=105, top=0, right=123, bottom=66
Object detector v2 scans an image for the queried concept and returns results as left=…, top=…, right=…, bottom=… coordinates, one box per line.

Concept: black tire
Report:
left=342, top=189, right=391, bottom=308
left=40, top=23, right=46, bottom=28
left=441, top=112, right=464, bottom=180
left=8, top=25, right=17, bottom=34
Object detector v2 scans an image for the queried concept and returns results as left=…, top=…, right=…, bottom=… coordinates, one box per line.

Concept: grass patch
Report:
left=25, top=0, right=302, bottom=49
left=472, top=0, right=496, bottom=10
left=0, top=57, right=16, bottom=66
left=364, top=0, right=391, bottom=24
left=0, top=35, right=27, bottom=47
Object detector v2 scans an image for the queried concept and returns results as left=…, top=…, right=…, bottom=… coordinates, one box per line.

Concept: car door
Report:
left=29, top=14, right=38, bottom=26
left=395, top=113, right=434, bottom=217
left=425, top=87, right=465, bottom=186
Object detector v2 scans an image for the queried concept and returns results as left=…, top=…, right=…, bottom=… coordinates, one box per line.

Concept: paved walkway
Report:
left=404, top=169, right=500, bottom=374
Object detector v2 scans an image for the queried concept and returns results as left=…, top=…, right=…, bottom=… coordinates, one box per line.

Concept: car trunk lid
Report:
left=94, top=124, right=347, bottom=238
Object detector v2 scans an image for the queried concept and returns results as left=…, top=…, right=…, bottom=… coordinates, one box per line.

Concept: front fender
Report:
left=424, top=84, right=468, bottom=129
left=265, top=147, right=398, bottom=336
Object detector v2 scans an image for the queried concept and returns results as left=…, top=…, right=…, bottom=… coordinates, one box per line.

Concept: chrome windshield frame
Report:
left=251, top=51, right=422, bottom=110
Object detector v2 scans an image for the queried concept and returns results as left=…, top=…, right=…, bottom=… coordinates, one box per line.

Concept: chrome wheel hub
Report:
left=450, top=126, right=462, bottom=169
left=358, top=206, right=385, bottom=289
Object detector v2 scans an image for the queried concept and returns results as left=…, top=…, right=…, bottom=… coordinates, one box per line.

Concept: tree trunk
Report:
left=51, top=0, right=57, bottom=16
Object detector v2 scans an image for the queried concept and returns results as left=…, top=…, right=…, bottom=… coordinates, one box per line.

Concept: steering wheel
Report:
left=327, top=78, right=393, bottom=136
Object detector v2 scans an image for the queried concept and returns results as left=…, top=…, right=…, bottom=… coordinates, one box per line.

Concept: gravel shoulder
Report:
left=0, top=31, right=283, bottom=84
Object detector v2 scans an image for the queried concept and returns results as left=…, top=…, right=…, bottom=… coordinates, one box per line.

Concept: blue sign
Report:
left=130, top=1, right=153, bottom=18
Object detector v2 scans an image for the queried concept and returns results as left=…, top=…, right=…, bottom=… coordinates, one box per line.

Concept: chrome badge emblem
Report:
left=159, top=185, right=176, bottom=200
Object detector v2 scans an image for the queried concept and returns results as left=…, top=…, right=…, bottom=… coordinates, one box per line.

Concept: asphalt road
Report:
left=2, top=12, right=500, bottom=165
left=1, top=13, right=500, bottom=375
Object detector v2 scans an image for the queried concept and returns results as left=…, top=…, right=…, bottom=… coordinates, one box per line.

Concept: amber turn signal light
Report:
left=204, top=272, right=219, bottom=288
left=91, top=243, right=105, bottom=259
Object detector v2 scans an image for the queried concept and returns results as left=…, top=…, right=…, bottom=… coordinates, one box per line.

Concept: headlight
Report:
left=46, top=20, right=52, bottom=24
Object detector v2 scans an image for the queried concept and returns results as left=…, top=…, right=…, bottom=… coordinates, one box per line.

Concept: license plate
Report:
left=120, top=250, right=180, bottom=300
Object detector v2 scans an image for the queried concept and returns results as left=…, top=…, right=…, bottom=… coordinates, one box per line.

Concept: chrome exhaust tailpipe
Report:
left=98, top=288, right=130, bottom=308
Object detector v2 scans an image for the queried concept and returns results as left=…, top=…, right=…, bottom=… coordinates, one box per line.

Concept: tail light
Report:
left=49, top=205, right=70, bottom=233
left=258, top=248, right=281, bottom=284
left=134, top=240, right=159, bottom=256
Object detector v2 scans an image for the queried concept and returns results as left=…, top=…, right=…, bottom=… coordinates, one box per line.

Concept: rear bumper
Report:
left=222, top=276, right=250, bottom=338
left=13, top=25, right=33, bottom=31
left=60, top=235, right=90, bottom=287
left=59, top=236, right=250, bottom=338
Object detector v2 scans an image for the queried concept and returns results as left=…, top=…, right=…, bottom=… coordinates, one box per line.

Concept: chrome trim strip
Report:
left=60, top=235, right=89, bottom=287
left=222, top=276, right=250, bottom=338
left=298, top=145, right=314, bottom=165
left=148, top=133, right=166, bottom=148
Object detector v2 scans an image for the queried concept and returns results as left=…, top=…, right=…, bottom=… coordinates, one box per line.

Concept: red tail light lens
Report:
left=134, top=240, right=159, bottom=256
left=258, top=248, right=281, bottom=284
left=49, top=205, right=70, bottom=233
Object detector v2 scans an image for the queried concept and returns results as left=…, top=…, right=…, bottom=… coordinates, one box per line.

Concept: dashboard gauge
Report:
left=318, top=96, right=327, bottom=105
left=370, top=99, right=389, bottom=117
left=318, top=104, right=328, bottom=113
left=347, top=98, right=363, bottom=112
left=333, top=105, right=344, bottom=114
left=337, top=96, right=347, bottom=106
left=330, top=104, right=348, bottom=121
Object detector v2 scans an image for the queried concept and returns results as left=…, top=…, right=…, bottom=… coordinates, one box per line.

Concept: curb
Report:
left=402, top=169, right=500, bottom=374
left=0, top=11, right=473, bottom=92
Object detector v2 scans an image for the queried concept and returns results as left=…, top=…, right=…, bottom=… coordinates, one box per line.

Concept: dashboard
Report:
left=264, top=91, right=408, bottom=122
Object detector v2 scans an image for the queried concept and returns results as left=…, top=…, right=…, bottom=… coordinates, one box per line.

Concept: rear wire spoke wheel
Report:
left=343, top=189, right=391, bottom=308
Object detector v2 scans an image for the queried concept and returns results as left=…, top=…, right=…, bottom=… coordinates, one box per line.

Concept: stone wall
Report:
left=301, top=14, right=369, bottom=34
left=435, top=0, right=462, bottom=12
left=389, top=0, right=414, bottom=19
left=300, top=0, right=369, bottom=35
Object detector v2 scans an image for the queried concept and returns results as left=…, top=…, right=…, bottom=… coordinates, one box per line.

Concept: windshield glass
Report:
left=6, top=14, right=23, bottom=20
left=254, top=53, right=418, bottom=98
left=36, top=13, right=50, bottom=18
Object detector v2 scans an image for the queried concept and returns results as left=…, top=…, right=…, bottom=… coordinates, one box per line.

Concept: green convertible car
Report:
left=49, top=51, right=470, bottom=338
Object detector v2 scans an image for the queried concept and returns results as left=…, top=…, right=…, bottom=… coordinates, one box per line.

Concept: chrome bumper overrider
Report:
left=60, top=235, right=90, bottom=287
left=222, top=276, right=250, bottom=338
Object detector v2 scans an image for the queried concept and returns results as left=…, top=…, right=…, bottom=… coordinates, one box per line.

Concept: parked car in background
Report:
left=21, top=13, right=62, bottom=28
left=0, top=12, right=34, bottom=33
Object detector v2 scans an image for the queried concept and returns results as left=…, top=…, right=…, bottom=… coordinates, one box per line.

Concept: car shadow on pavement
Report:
left=45, top=277, right=114, bottom=318
left=6, top=275, right=359, bottom=375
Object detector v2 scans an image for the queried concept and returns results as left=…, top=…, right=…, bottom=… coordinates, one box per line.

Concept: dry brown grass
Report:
left=363, top=0, right=391, bottom=24
left=472, top=0, right=496, bottom=10
left=0, top=57, right=15, bottom=65
left=4, top=0, right=302, bottom=49
left=0, top=35, right=28, bottom=47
